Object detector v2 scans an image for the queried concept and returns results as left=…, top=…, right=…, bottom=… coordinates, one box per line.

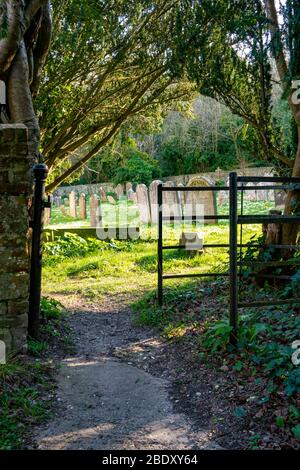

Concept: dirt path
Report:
left=33, top=296, right=222, bottom=450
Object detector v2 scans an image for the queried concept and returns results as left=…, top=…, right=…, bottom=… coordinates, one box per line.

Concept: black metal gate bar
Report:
left=238, top=215, right=300, bottom=224
left=229, top=172, right=238, bottom=344
left=158, top=183, right=163, bottom=306
left=28, top=163, right=49, bottom=339
left=162, top=215, right=229, bottom=221
left=163, top=272, right=230, bottom=279
left=238, top=176, right=300, bottom=183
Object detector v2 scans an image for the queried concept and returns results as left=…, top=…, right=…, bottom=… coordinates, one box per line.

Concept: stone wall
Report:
left=0, top=124, right=33, bottom=353
left=52, top=166, right=273, bottom=198
left=164, top=166, right=273, bottom=185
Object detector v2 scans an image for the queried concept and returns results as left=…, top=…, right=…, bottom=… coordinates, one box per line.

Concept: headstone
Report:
left=60, top=205, right=67, bottom=216
left=69, top=191, right=77, bottom=217
left=79, top=193, right=87, bottom=219
left=218, top=190, right=228, bottom=205
left=162, top=181, right=181, bottom=220
left=44, top=207, right=51, bottom=226
left=115, top=184, right=124, bottom=199
left=179, top=232, right=204, bottom=257
left=185, top=176, right=217, bottom=224
left=126, top=182, right=133, bottom=193
left=99, top=187, right=107, bottom=202
left=245, top=182, right=257, bottom=202
left=107, top=195, right=116, bottom=205
left=256, top=182, right=267, bottom=201
left=149, top=180, right=163, bottom=223
left=90, top=194, right=102, bottom=227
left=136, top=184, right=151, bottom=224
left=275, top=189, right=286, bottom=207
left=127, top=188, right=136, bottom=201
left=53, top=196, right=61, bottom=206
left=177, top=182, right=185, bottom=209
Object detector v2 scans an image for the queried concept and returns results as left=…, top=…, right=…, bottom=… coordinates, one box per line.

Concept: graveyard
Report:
left=1, top=0, right=300, bottom=458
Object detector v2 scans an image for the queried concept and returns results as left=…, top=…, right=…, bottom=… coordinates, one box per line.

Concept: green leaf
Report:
left=275, top=416, right=285, bottom=428
left=233, top=406, right=247, bottom=418
left=292, top=424, right=300, bottom=440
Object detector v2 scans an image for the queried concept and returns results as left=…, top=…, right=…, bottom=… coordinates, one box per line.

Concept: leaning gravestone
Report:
left=90, top=194, right=102, bottom=227
left=107, top=195, right=116, bottom=205
left=79, top=193, right=87, bottom=219
left=162, top=181, right=181, bottom=220
left=69, top=191, right=77, bottom=218
left=149, top=180, right=163, bottom=223
left=185, top=176, right=217, bottom=224
left=136, top=184, right=151, bottom=224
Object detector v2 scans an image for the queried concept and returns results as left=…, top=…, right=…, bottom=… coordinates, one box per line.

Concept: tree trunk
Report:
left=281, top=126, right=300, bottom=248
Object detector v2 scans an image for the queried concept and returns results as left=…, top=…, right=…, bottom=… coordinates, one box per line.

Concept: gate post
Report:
left=229, top=172, right=238, bottom=345
left=28, top=162, right=49, bottom=339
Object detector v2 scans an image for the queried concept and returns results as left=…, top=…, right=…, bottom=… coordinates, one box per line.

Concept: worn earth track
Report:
left=33, top=296, right=223, bottom=450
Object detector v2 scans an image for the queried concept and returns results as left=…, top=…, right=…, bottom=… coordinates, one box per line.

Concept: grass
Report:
left=0, top=297, right=70, bottom=450
left=42, top=223, right=259, bottom=300
left=0, top=357, right=55, bottom=449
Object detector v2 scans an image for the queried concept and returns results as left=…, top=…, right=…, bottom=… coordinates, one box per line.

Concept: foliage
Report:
left=37, top=0, right=195, bottom=191
left=43, top=232, right=132, bottom=265
left=0, top=356, right=54, bottom=450
left=170, top=0, right=300, bottom=176
left=112, top=138, right=161, bottom=186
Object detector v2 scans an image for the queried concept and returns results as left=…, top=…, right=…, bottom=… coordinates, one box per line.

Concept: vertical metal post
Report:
left=158, top=183, right=163, bottom=306
left=229, top=172, right=238, bottom=345
left=28, top=163, right=49, bottom=339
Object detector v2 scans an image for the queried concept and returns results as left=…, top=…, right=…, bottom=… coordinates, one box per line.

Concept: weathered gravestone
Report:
left=107, top=195, right=116, bottom=205
left=69, top=191, right=77, bottom=218
left=136, top=184, right=151, bottom=224
left=127, top=188, right=136, bottom=201
left=185, top=176, right=217, bottom=224
left=60, top=205, right=67, bottom=216
left=218, top=190, right=228, bottom=205
left=44, top=207, right=51, bottom=226
left=256, top=182, right=268, bottom=201
left=149, top=180, right=163, bottom=224
left=275, top=189, right=286, bottom=208
left=90, top=194, right=102, bottom=227
left=245, top=182, right=257, bottom=202
left=162, top=181, right=181, bottom=220
left=79, top=193, right=87, bottom=219
left=99, top=187, right=107, bottom=202
left=115, top=184, right=124, bottom=199
left=126, top=182, right=133, bottom=193
left=53, top=196, right=61, bottom=206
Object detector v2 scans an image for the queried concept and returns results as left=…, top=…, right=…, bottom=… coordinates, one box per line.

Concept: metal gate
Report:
left=157, top=172, right=300, bottom=344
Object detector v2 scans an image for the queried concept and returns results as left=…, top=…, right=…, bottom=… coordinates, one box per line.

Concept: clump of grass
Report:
left=0, top=357, right=55, bottom=449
